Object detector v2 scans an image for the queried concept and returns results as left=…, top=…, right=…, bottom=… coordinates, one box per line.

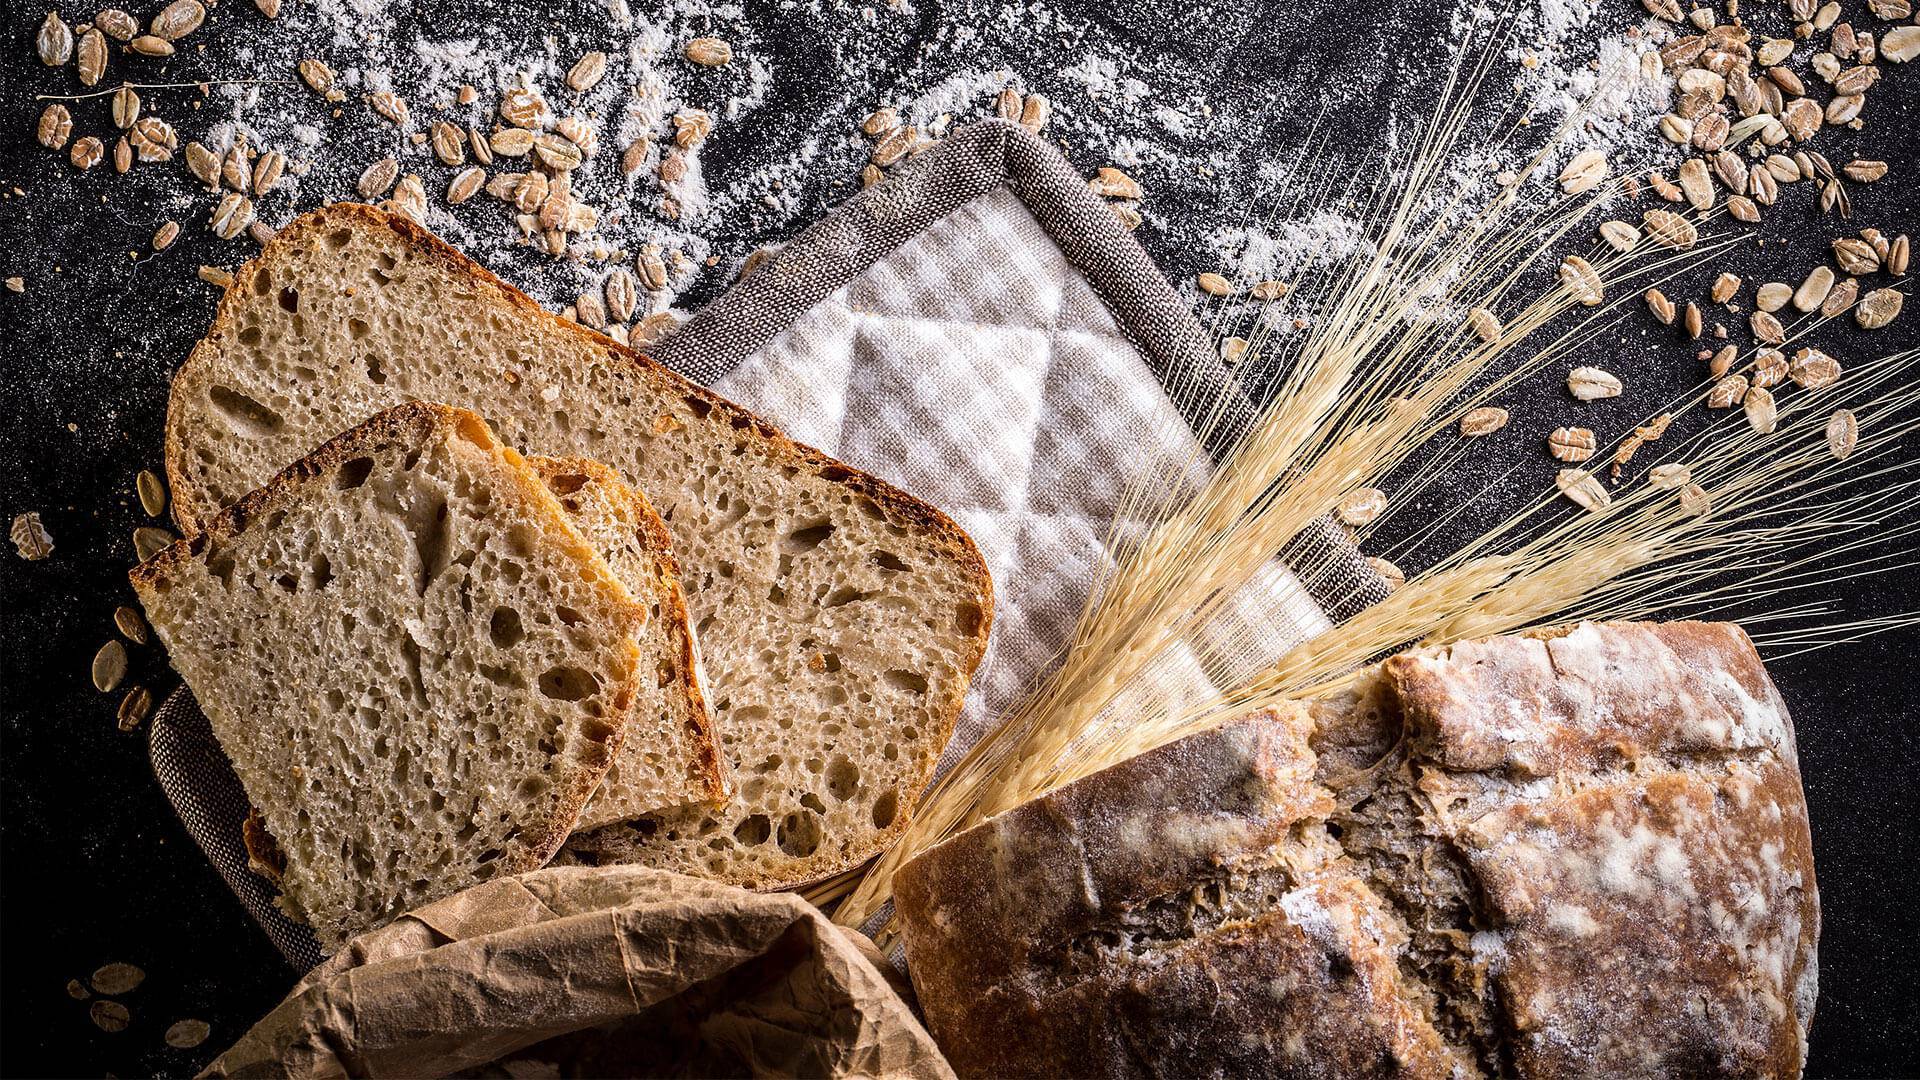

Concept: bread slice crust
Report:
left=135, top=401, right=650, bottom=948
left=163, top=204, right=993, bottom=890
left=529, top=455, right=730, bottom=826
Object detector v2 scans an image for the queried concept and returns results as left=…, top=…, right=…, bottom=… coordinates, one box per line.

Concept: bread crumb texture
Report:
left=895, top=621, right=1818, bottom=1079
left=134, top=402, right=647, bottom=951
left=165, top=205, right=992, bottom=889
left=529, top=455, right=727, bottom=828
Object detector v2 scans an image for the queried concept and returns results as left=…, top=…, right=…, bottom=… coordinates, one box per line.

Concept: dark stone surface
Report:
left=1, top=0, right=1914, bottom=1075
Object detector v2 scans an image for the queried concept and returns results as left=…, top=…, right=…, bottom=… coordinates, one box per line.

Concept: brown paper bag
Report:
left=202, top=865, right=953, bottom=1079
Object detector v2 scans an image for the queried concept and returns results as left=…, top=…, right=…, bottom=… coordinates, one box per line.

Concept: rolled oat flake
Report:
left=91, top=962, right=145, bottom=995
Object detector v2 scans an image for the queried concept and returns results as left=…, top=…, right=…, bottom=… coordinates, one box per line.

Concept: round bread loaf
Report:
left=894, top=621, right=1818, bottom=1079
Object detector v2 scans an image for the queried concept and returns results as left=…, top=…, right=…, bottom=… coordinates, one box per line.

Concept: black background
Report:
left=2, top=0, right=1917, bottom=1075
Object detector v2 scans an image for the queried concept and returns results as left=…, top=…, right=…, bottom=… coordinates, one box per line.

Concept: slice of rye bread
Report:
left=162, top=203, right=993, bottom=889
left=528, top=455, right=730, bottom=828
left=133, top=401, right=655, bottom=951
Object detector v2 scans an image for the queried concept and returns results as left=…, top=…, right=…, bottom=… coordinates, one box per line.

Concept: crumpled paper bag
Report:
left=201, top=865, right=952, bottom=1079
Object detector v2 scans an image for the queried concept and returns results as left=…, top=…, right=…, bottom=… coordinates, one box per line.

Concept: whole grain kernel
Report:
left=37, top=105, right=73, bottom=150
left=1556, top=469, right=1611, bottom=512
left=1336, top=488, right=1388, bottom=527
left=1196, top=272, right=1236, bottom=297
left=1825, top=409, right=1858, bottom=459
left=684, top=36, right=732, bottom=66
left=133, top=524, right=175, bottom=561
left=90, top=1000, right=131, bottom=1033
left=1548, top=426, right=1598, bottom=462
left=1459, top=406, right=1509, bottom=437
left=93, top=640, right=129, bottom=693
left=1567, top=366, right=1623, bottom=400
left=1743, top=385, right=1779, bottom=434
left=117, top=685, right=152, bottom=731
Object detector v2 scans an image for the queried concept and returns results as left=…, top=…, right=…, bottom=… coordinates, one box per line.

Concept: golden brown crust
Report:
left=896, top=622, right=1818, bottom=1079
left=241, top=808, right=287, bottom=888
left=136, top=401, right=648, bottom=891
left=894, top=709, right=1473, bottom=1079
left=163, top=203, right=992, bottom=888
left=529, top=454, right=730, bottom=810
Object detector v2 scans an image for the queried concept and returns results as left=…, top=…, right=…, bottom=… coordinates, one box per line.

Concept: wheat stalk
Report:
left=832, top=34, right=1686, bottom=929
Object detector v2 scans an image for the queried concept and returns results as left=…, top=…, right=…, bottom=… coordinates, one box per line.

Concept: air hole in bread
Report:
left=207, top=555, right=236, bottom=585
left=955, top=602, right=984, bottom=637
left=517, top=777, right=549, bottom=799
left=545, top=472, right=591, bottom=496
left=684, top=396, right=712, bottom=420
left=800, top=792, right=827, bottom=815
left=825, top=586, right=866, bottom=608
left=278, top=287, right=300, bottom=313
left=538, top=664, right=600, bottom=702
left=872, top=551, right=910, bottom=572
left=239, top=324, right=262, bottom=346
left=733, top=814, right=771, bottom=845
left=489, top=606, right=526, bottom=648
left=871, top=791, right=899, bottom=830
left=406, top=496, right=451, bottom=595
left=884, top=669, right=929, bottom=694
left=399, top=636, right=428, bottom=705
left=768, top=583, right=787, bottom=604
left=826, top=756, right=860, bottom=801
left=555, top=605, right=585, bottom=626
left=776, top=811, right=822, bottom=858
left=348, top=317, right=370, bottom=340
left=306, top=553, right=333, bottom=589
left=208, top=384, right=287, bottom=437
left=252, top=268, right=273, bottom=296
left=478, top=663, right=523, bottom=690
left=335, top=457, right=375, bottom=489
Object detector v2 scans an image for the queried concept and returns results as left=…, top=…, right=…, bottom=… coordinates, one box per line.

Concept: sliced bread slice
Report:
left=133, top=401, right=652, bottom=951
left=530, top=455, right=729, bottom=828
left=163, top=204, right=993, bottom=889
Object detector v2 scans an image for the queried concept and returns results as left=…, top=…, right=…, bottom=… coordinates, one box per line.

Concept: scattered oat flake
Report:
left=91, top=962, right=145, bottom=996
left=1649, top=463, right=1692, bottom=489
left=91, top=1000, right=131, bottom=1033
left=165, top=1019, right=212, bottom=1049
left=1826, top=410, right=1858, bottom=460
left=1367, top=556, right=1405, bottom=590
left=1459, top=406, right=1508, bottom=437
left=1567, top=367, right=1622, bottom=401
left=11, top=512, right=53, bottom=560
left=1556, top=469, right=1611, bottom=512
left=1336, top=488, right=1387, bottom=527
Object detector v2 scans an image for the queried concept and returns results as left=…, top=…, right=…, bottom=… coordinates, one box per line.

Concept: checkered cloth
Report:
left=656, top=122, right=1388, bottom=780
left=151, top=120, right=1388, bottom=969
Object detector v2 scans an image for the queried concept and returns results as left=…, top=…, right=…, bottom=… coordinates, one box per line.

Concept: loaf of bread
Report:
left=163, top=204, right=992, bottom=889
left=133, top=402, right=655, bottom=951
left=528, top=456, right=728, bottom=828
left=895, top=621, right=1819, bottom=1078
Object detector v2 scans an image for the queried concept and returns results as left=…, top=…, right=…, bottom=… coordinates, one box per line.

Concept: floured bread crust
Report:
left=895, top=621, right=1818, bottom=1079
